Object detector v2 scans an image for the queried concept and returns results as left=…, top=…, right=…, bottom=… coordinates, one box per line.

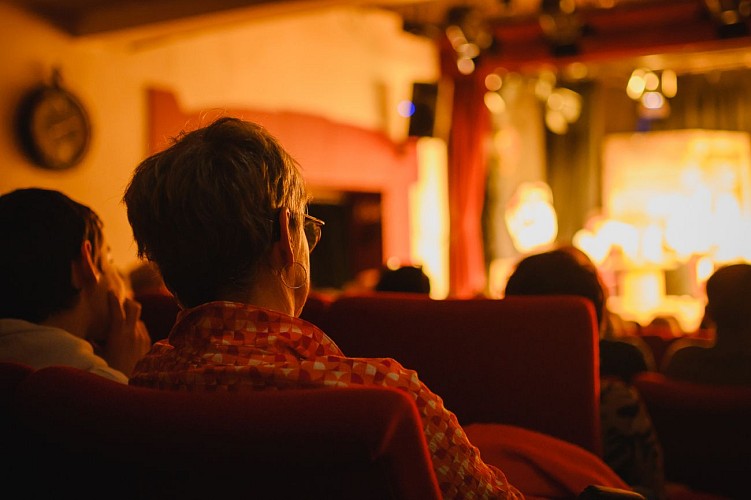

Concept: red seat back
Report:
left=632, top=371, right=751, bottom=498
left=299, top=290, right=334, bottom=326
left=9, top=365, right=441, bottom=499
left=319, top=293, right=602, bottom=455
left=135, top=292, right=181, bottom=343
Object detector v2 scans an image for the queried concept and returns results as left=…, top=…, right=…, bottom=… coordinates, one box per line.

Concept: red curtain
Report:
left=447, top=74, right=490, bottom=298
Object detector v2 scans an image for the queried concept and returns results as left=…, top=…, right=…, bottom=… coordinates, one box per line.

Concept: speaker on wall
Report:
left=407, top=80, right=453, bottom=140
left=408, top=82, right=439, bottom=137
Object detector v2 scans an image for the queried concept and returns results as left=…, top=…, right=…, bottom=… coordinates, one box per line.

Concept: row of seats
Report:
left=632, top=372, right=751, bottom=499
left=82, top=292, right=751, bottom=499
left=0, top=361, right=442, bottom=499
left=303, top=291, right=751, bottom=500
left=2, top=361, right=640, bottom=499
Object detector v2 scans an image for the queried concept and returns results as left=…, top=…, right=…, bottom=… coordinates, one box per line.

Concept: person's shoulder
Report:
left=0, top=319, right=80, bottom=345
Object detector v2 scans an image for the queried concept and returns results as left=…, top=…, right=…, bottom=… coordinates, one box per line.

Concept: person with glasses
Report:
left=122, top=117, right=522, bottom=499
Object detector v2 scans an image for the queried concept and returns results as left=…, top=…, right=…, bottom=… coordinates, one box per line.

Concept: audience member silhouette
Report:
left=505, top=246, right=665, bottom=500
left=127, top=261, right=180, bottom=344
left=122, top=117, right=523, bottom=498
left=662, top=262, right=751, bottom=385
left=0, top=188, right=150, bottom=382
left=506, top=246, right=655, bottom=381
left=129, top=261, right=171, bottom=297
left=375, top=264, right=431, bottom=295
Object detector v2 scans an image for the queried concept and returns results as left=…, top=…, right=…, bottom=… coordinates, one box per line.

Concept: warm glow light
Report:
left=573, top=229, right=610, bottom=265
left=627, top=69, right=646, bottom=100
left=617, top=268, right=665, bottom=322
left=661, top=69, right=677, bottom=98
left=386, top=256, right=402, bottom=270
left=636, top=225, right=660, bottom=264
left=696, top=256, right=715, bottom=282
left=641, top=91, right=664, bottom=109
left=644, top=70, right=660, bottom=91
left=485, top=72, right=503, bottom=91
left=458, top=42, right=480, bottom=59
left=409, top=137, right=449, bottom=299
left=564, top=61, right=588, bottom=80
left=484, top=91, right=506, bottom=114
left=535, top=70, right=556, bottom=100
left=445, top=25, right=467, bottom=49
left=545, top=110, right=568, bottom=134
left=556, top=88, right=582, bottom=122
left=457, top=57, right=475, bottom=75
left=487, top=257, right=516, bottom=299
left=597, top=130, right=751, bottom=331
left=504, top=182, right=558, bottom=253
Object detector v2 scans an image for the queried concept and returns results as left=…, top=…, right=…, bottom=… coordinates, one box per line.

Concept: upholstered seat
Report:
left=317, top=293, right=602, bottom=456
left=633, top=371, right=751, bottom=499
left=6, top=364, right=441, bottom=499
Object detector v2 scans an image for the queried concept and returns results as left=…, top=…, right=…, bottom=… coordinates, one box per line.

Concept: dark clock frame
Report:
left=15, top=81, right=92, bottom=171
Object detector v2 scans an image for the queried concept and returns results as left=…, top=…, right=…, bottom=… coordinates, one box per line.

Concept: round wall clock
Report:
left=15, top=71, right=91, bottom=171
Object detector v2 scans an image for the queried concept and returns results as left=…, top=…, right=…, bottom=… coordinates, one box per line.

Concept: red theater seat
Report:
left=318, top=293, right=602, bottom=456
left=299, top=290, right=334, bottom=326
left=633, top=371, right=751, bottom=499
left=8, top=365, right=441, bottom=499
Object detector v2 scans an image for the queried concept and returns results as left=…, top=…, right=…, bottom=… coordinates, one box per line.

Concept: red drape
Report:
left=447, top=74, right=490, bottom=298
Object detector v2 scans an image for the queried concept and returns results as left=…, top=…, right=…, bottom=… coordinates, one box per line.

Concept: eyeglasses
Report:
left=301, top=213, right=325, bottom=252
left=269, top=210, right=325, bottom=252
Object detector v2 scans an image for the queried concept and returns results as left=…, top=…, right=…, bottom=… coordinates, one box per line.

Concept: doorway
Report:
left=309, top=191, right=383, bottom=290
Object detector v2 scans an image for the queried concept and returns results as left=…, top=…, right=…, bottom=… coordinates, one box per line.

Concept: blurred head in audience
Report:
left=123, top=117, right=321, bottom=317
left=704, top=262, right=751, bottom=340
left=504, top=246, right=607, bottom=333
left=128, top=261, right=171, bottom=297
left=375, top=265, right=431, bottom=295
left=0, top=188, right=125, bottom=340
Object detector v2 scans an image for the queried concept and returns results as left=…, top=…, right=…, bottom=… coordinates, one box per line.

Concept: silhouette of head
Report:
left=705, top=263, right=751, bottom=334
left=505, top=246, right=606, bottom=331
left=375, top=265, right=431, bottom=295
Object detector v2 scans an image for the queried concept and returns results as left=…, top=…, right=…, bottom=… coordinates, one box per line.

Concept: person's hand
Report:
left=103, top=290, right=152, bottom=377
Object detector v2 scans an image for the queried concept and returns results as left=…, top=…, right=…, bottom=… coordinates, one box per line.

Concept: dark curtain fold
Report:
left=448, top=75, right=491, bottom=297
left=543, top=69, right=751, bottom=246
left=463, top=66, right=751, bottom=297
left=652, top=69, right=751, bottom=133
left=545, top=81, right=601, bottom=245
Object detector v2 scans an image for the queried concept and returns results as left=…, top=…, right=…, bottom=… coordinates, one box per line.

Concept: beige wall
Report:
left=0, top=3, right=437, bottom=273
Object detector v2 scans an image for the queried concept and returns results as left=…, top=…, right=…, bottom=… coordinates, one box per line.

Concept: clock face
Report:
left=16, top=85, right=91, bottom=170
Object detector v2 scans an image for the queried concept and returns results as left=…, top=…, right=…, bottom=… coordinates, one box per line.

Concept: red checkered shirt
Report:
left=130, top=301, right=524, bottom=499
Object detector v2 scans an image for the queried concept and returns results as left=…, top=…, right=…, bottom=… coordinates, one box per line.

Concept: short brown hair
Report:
left=123, top=117, right=308, bottom=307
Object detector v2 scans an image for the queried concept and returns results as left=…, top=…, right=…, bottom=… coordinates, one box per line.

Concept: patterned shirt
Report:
left=130, top=301, right=523, bottom=499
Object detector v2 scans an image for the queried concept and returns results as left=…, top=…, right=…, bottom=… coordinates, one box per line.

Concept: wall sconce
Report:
left=703, top=0, right=751, bottom=38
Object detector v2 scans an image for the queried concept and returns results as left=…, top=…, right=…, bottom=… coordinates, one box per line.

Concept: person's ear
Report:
left=276, top=208, right=295, bottom=265
left=71, top=240, right=100, bottom=290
